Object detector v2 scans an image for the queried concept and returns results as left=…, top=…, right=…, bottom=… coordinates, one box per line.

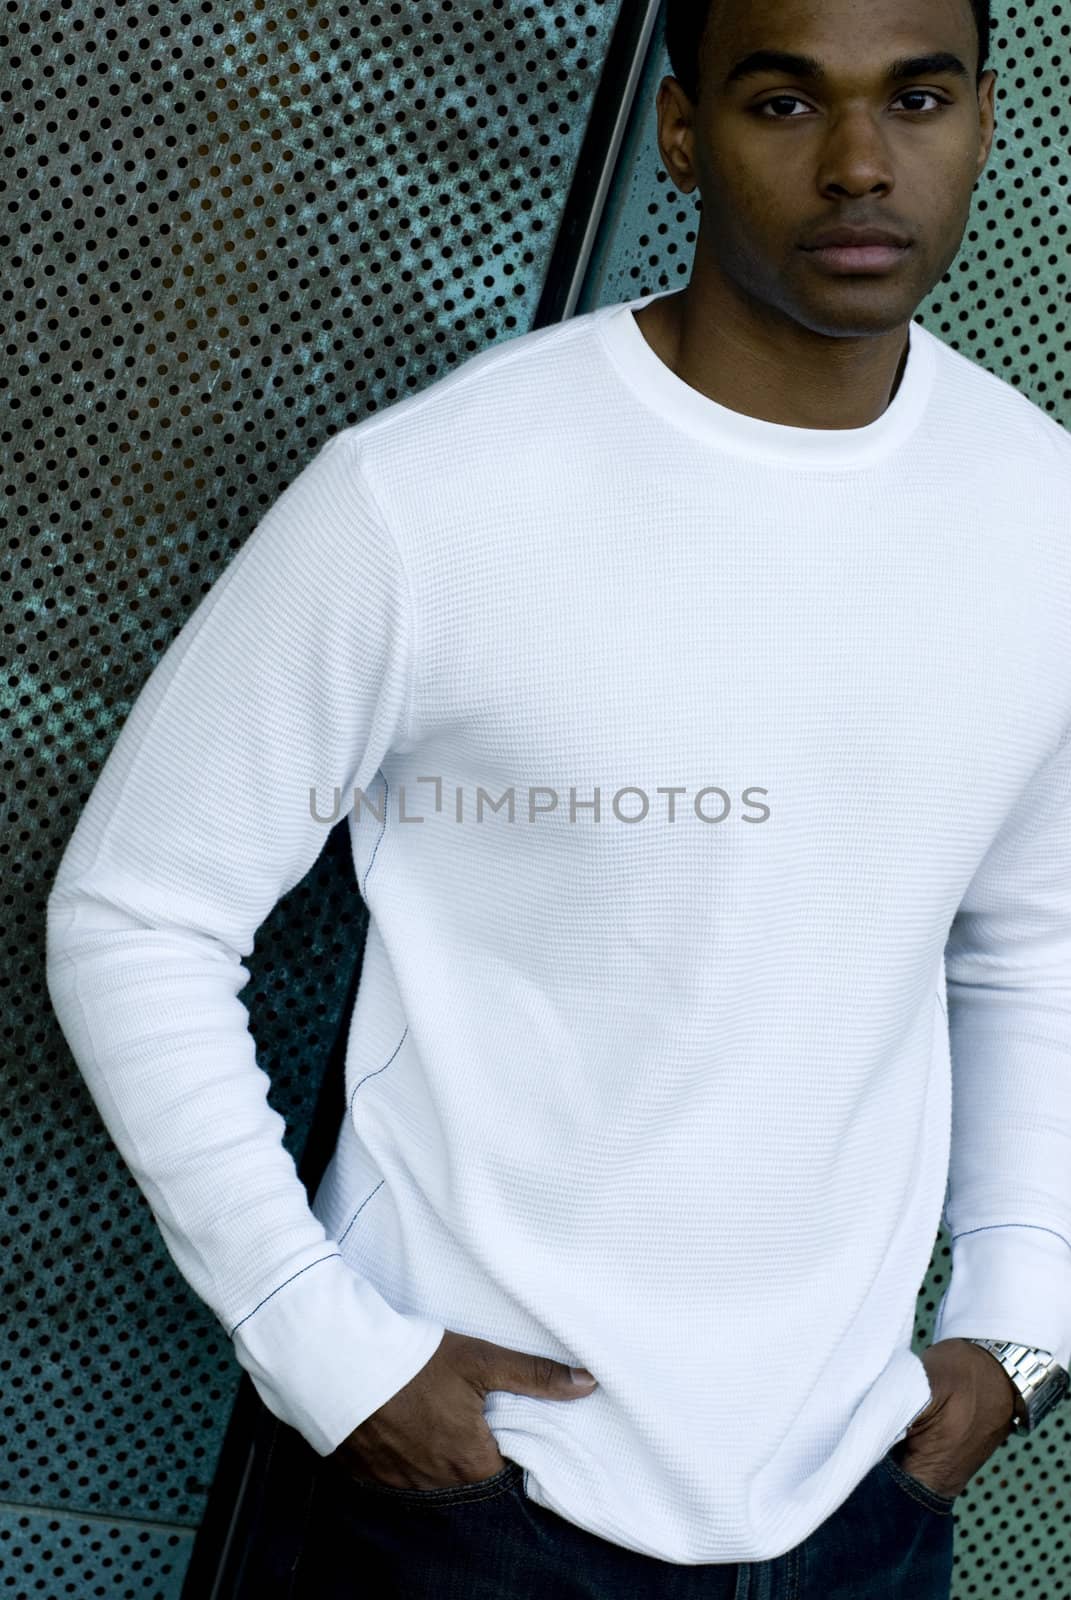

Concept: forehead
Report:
left=703, top=0, right=975, bottom=66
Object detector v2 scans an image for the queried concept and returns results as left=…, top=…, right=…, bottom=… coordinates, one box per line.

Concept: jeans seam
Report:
left=785, top=1539, right=801, bottom=1600
left=880, top=1452, right=956, bottom=1515
left=336, top=1460, right=522, bottom=1507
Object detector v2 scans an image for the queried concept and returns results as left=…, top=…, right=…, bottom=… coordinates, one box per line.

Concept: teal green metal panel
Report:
left=7, top=0, right=1070, bottom=1592
left=3, top=3, right=624, bottom=1592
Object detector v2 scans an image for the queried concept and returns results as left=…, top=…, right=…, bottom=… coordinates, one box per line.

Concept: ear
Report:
left=974, top=69, right=998, bottom=178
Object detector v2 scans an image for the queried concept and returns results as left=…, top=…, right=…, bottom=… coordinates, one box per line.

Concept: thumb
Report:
left=475, top=1341, right=598, bottom=1400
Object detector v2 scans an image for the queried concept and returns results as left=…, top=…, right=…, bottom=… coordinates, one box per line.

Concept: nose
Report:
left=814, top=107, right=895, bottom=199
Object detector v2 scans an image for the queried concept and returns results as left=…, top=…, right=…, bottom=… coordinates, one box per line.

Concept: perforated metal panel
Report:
left=3, top=3, right=624, bottom=1594
left=7, top=2, right=1070, bottom=1597
left=579, top=11, right=1071, bottom=1599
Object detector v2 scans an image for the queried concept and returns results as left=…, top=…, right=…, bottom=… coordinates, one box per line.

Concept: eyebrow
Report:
left=723, top=50, right=971, bottom=89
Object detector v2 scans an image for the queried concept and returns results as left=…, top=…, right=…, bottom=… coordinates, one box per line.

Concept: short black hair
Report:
left=663, top=0, right=992, bottom=106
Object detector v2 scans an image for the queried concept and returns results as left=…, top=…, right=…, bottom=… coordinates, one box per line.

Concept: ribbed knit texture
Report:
left=46, top=288, right=1071, bottom=1564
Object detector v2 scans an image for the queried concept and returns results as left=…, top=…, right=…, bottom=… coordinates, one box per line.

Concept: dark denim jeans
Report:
left=234, top=1405, right=955, bottom=1600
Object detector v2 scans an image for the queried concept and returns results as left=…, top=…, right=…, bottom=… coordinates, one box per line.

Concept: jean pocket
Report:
left=879, top=1450, right=958, bottom=1516
left=329, top=1458, right=523, bottom=1507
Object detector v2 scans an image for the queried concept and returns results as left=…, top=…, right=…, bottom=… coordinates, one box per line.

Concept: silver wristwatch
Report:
left=965, top=1339, right=1070, bottom=1433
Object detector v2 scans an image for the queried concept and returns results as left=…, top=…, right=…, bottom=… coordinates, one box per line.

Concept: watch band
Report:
left=965, top=1338, right=1070, bottom=1433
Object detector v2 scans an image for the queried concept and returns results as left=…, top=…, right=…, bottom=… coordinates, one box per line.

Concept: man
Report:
left=46, top=0, right=1071, bottom=1595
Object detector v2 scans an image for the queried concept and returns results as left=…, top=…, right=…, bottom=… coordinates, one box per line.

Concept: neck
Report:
left=636, top=271, right=912, bottom=432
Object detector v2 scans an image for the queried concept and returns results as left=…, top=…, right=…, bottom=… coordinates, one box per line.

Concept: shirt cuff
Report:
left=229, top=1250, right=447, bottom=1456
left=933, top=1223, right=1071, bottom=1372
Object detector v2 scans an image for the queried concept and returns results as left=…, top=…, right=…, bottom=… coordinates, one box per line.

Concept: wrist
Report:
left=963, top=1338, right=1070, bottom=1434
left=964, top=1339, right=1019, bottom=1420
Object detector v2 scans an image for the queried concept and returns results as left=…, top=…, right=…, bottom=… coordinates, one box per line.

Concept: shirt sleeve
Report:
left=933, top=725, right=1071, bottom=1372
left=45, top=430, right=446, bottom=1457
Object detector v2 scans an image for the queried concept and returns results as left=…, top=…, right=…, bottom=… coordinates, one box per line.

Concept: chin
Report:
left=794, top=299, right=919, bottom=340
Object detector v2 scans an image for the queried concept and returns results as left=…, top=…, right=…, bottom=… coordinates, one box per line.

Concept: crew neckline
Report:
left=595, top=287, right=937, bottom=469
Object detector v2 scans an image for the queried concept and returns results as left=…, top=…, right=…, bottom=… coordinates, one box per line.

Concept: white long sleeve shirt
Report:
left=46, top=287, right=1071, bottom=1564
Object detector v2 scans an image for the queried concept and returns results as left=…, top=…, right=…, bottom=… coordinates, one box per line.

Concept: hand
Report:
left=328, top=1329, right=598, bottom=1490
left=890, top=1337, right=1019, bottom=1499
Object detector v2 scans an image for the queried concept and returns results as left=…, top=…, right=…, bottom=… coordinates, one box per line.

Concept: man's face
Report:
left=658, top=0, right=996, bottom=338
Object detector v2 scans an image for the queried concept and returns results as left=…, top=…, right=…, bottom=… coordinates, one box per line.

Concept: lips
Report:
left=803, top=227, right=912, bottom=250
left=800, top=227, right=912, bottom=275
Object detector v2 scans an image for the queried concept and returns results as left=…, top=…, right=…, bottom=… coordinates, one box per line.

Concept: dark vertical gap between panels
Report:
left=179, top=10, right=658, bottom=1594
left=535, top=0, right=665, bottom=328
left=25, top=0, right=1068, bottom=1593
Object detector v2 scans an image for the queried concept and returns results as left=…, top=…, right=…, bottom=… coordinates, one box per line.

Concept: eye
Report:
left=753, top=94, right=814, bottom=119
left=754, top=89, right=951, bottom=119
left=894, top=90, right=951, bottom=113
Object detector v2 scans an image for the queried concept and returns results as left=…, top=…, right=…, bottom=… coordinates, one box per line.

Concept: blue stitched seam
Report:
left=951, top=1221, right=1071, bottom=1253
left=337, top=1179, right=386, bottom=1246
left=228, top=1251, right=343, bottom=1337
left=337, top=1024, right=409, bottom=1241
left=348, top=1024, right=408, bottom=1119
left=227, top=787, right=396, bottom=1340
left=360, top=772, right=390, bottom=899
left=338, top=773, right=400, bottom=1238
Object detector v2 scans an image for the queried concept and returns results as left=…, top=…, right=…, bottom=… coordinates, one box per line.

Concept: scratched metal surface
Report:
left=3, top=1, right=623, bottom=1592
left=5, top=0, right=1070, bottom=1594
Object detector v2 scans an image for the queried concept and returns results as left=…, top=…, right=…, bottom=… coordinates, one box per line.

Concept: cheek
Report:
left=703, top=159, right=786, bottom=244
left=892, top=133, right=981, bottom=203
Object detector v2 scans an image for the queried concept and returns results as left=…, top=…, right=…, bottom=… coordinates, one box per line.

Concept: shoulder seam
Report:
left=342, top=313, right=597, bottom=449
left=323, top=313, right=601, bottom=748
